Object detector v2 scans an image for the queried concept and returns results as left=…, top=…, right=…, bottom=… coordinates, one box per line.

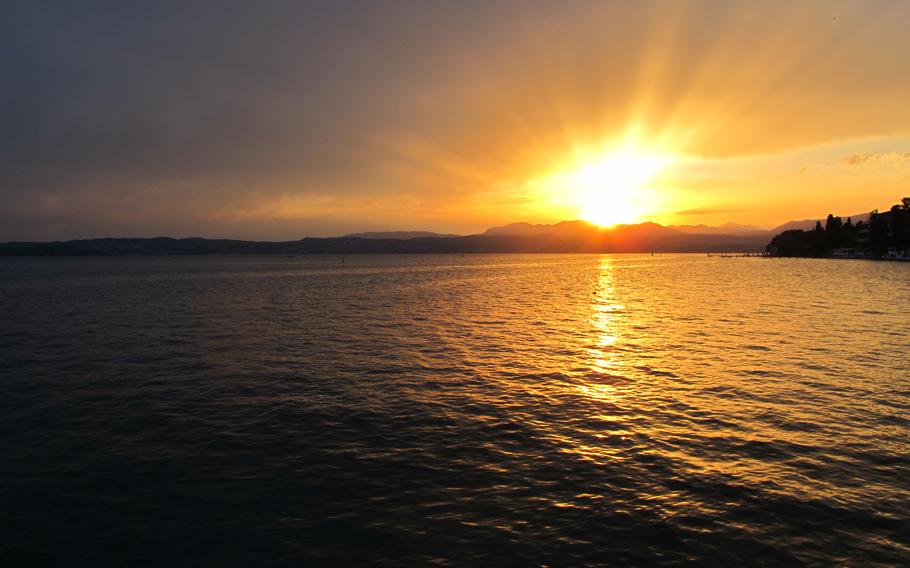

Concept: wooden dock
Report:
left=707, top=252, right=771, bottom=258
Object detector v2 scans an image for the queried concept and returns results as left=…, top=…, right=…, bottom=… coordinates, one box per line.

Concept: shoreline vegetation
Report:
left=2, top=198, right=908, bottom=259
left=767, top=198, right=909, bottom=261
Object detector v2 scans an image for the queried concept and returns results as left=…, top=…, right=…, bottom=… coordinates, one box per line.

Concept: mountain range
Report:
left=346, top=230, right=461, bottom=239
left=0, top=212, right=877, bottom=256
left=349, top=212, right=875, bottom=241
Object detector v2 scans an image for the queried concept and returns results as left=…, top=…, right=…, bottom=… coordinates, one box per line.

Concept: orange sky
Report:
left=4, top=1, right=910, bottom=239
left=250, top=1, right=910, bottom=235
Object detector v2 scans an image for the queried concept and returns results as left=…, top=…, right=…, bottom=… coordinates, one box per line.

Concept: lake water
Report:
left=1, top=254, right=908, bottom=566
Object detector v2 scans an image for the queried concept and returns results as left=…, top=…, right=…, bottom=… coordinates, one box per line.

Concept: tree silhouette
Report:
left=769, top=197, right=909, bottom=258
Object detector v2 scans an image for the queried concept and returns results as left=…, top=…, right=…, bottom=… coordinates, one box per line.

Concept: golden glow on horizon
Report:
left=108, top=2, right=909, bottom=239
left=534, top=147, right=675, bottom=227
left=575, top=152, right=671, bottom=227
left=367, top=2, right=910, bottom=233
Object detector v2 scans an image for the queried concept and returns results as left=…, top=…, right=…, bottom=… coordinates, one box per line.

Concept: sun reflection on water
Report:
left=588, top=257, right=624, bottom=374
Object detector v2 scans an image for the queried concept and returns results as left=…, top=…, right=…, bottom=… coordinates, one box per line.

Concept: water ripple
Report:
left=0, top=254, right=908, bottom=565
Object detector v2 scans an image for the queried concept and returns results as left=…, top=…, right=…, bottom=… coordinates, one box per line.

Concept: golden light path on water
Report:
left=523, top=254, right=910, bottom=524
left=590, top=257, right=622, bottom=371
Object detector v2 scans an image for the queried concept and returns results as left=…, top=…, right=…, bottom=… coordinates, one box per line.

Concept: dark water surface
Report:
left=1, top=254, right=908, bottom=566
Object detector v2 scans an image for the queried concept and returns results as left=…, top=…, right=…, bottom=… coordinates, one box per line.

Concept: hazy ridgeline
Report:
left=0, top=225, right=769, bottom=256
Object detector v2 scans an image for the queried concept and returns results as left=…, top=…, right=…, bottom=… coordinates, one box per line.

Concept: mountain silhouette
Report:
left=1, top=221, right=769, bottom=255
left=769, top=212, right=872, bottom=234
left=345, top=231, right=460, bottom=239
left=5, top=215, right=884, bottom=256
left=482, top=220, right=598, bottom=237
left=669, top=223, right=768, bottom=236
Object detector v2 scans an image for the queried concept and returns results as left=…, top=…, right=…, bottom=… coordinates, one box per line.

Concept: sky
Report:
left=3, top=0, right=910, bottom=240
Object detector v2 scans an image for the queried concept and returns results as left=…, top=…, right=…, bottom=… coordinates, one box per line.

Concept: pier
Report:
left=707, top=252, right=771, bottom=258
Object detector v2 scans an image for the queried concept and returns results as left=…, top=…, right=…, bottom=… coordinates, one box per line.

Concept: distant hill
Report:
left=770, top=212, right=872, bottom=234
left=486, top=219, right=772, bottom=238
left=345, top=231, right=460, bottom=239
left=1, top=221, right=770, bottom=256
left=482, top=220, right=597, bottom=237
left=21, top=213, right=890, bottom=256
left=669, top=223, right=768, bottom=236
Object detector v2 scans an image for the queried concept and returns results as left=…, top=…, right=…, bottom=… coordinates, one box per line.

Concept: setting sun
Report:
left=538, top=150, right=672, bottom=227
left=574, top=153, right=670, bottom=226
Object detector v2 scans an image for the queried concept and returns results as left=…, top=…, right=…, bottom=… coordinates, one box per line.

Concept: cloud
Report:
left=4, top=1, right=910, bottom=239
left=799, top=164, right=829, bottom=175
left=841, top=150, right=910, bottom=166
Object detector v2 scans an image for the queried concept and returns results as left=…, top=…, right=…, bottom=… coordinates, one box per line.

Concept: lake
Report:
left=1, top=254, right=908, bottom=565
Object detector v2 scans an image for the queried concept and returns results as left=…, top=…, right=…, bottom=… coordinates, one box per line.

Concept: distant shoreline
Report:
left=0, top=233, right=771, bottom=256
left=766, top=255, right=908, bottom=262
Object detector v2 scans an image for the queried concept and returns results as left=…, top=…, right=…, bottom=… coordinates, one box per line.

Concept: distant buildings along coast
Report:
left=767, top=198, right=910, bottom=260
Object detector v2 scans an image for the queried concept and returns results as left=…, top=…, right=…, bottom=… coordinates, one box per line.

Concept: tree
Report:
left=870, top=210, right=888, bottom=256
left=767, top=198, right=908, bottom=258
left=825, top=214, right=844, bottom=247
left=891, top=204, right=909, bottom=250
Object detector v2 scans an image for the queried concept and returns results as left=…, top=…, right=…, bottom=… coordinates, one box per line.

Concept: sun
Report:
left=530, top=145, right=675, bottom=227
left=568, top=152, right=670, bottom=227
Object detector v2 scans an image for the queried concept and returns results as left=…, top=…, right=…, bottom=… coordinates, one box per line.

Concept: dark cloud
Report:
left=3, top=2, right=422, bottom=188
left=7, top=0, right=633, bottom=239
